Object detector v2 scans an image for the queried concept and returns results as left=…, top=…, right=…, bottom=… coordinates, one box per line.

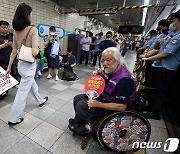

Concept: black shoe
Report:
left=69, top=118, right=76, bottom=124
left=68, top=123, right=78, bottom=132
left=8, top=118, right=24, bottom=126
left=39, top=96, right=48, bottom=107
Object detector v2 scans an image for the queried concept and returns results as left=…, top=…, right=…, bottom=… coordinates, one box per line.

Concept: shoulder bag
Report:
left=18, top=26, right=35, bottom=63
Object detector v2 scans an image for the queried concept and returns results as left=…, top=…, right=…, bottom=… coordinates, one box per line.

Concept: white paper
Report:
left=0, top=67, right=19, bottom=95
left=51, top=41, right=59, bottom=55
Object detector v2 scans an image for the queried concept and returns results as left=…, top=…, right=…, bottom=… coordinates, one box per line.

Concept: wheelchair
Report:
left=70, top=108, right=151, bottom=153
left=70, top=60, right=153, bottom=153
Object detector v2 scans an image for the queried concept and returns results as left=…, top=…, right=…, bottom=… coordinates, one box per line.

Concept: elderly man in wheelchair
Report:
left=68, top=47, right=150, bottom=152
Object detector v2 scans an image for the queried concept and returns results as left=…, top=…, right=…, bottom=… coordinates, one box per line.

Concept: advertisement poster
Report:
left=0, top=67, right=19, bottom=95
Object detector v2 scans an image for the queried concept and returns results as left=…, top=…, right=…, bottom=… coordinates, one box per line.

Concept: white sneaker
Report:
left=55, top=76, right=59, bottom=81
left=38, top=71, right=42, bottom=76
left=46, top=74, right=52, bottom=79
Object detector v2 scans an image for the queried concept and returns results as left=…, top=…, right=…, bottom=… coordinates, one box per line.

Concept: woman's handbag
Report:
left=18, top=26, right=35, bottom=63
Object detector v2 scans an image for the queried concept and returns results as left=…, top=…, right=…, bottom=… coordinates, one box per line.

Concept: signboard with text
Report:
left=0, top=67, right=19, bottom=95
left=37, top=24, right=65, bottom=38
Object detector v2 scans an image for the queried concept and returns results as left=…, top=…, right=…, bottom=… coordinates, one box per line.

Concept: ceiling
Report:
left=54, top=0, right=173, bottom=32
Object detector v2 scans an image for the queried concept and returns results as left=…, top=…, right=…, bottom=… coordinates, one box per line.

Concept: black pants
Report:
left=121, top=49, right=128, bottom=57
left=73, top=94, right=100, bottom=126
left=144, top=61, right=153, bottom=86
left=149, top=67, right=177, bottom=117
left=92, top=51, right=101, bottom=67
left=80, top=50, right=89, bottom=64
left=0, top=61, right=17, bottom=80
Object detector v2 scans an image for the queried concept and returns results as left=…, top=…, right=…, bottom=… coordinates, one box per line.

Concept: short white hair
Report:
left=102, top=47, right=128, bottom=68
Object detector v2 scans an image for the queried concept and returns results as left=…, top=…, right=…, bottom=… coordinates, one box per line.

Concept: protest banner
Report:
left=0, top=67, right=19, bottom=95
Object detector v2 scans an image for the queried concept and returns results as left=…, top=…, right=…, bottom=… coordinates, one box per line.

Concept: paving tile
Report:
left=70, top=83, right=84, bottom=90
left=50, top=84, right=68, bottom=91
left=59, top=80, right=75, bottom=86
left=49, top=132, right=89, bottom=154
left=47, top=97, right=66, bottom=110
left=87, top=144, right=114, bottom=154
left=0, top=119, right=6, bottom=129
left=148, top=117, right=166, bottom=128
left=146, top=126, right=169, bottom=154
left=14, top=113, right=43, bottom=135
left=54, top=91, right=73, bottom=102
left=63, top=87, right=82, bottom=95
left=2, top=94, right=15, bottom=104
left=46, top=110, right=72, bottom=131
left=24, top=98, right=41, bottom=113
left=0, top=104, right=11, bottom=113
left=0, top=101, right=8, bottom=109
left=0, top=106, right=12, bottom=123
left=0, top=126, right=24, bottom=153
left=47, top=79, right=62, bottom=84
left=76, top=78, right=87, bottom=85
left=4, top=136, right=47, bottom=154
left=46, top=151, right=53, bottom=154
left=29, top=106, right=56, bottom=120
left=40, top=88, right=61, bottom=97
left=27, top=121, right=63, bottom=150
left=59, top=101, right=75, bottom=117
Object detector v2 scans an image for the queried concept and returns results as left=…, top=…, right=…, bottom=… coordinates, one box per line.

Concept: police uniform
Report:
left=148, top=31, right=180, bottom=119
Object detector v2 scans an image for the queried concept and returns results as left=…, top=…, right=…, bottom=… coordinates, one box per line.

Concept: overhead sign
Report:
left=118, top=26, right=144, bottom=34
left=0, top=67, right=19, bottom=95
left=37, top=24, right=65, bottom=38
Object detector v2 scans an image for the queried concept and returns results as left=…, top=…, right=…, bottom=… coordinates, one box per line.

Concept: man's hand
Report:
left=48, top=37, right=54, bottom=43
left=5, top=68, right=11, bottom=79
left=92, top=68, right=101, bottom=76
left=88, top=99, right=100, bottom=108
left=158, top=38, right=165, bottom=44
left=7, top=41, right=13, bottom=47
left=139, top=54, right=146, bottom=59
left=142, top=57, right=149, bottom=61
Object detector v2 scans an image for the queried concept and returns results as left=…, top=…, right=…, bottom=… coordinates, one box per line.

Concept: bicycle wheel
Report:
left=97, top=111, right=151, bottom=153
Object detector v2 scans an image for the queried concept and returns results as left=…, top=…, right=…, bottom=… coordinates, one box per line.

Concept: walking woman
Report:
left=5, top=3, right=48, bottom=125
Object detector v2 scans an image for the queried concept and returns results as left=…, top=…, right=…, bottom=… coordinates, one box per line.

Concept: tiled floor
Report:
left=0, top=50, right=169, bottom=154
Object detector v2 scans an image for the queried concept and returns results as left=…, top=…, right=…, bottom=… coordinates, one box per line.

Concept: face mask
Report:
left=162, top=29, right=169, bottom=35
left=169, top=23, right=175, bottom=32
left=50, top=32, right=55, bottom=35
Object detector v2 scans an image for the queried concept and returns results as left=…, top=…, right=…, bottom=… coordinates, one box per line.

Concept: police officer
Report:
left=142, top=10, right=180, bottom=120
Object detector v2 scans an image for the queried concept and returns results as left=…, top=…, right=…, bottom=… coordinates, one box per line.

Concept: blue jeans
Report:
left=35, top=59, right=44, bottom=77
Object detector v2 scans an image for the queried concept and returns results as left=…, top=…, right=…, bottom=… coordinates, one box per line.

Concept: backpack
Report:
left=44, top=44, right=52, bottom=57
left=61, top=69, right=79, bottom=81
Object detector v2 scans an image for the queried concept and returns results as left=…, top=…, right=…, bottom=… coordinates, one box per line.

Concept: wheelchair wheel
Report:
left=97, top=111, right=151, bottom=153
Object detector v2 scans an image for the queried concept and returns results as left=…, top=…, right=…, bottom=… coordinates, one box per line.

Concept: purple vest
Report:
left=100, top=66, right=137, bottom=103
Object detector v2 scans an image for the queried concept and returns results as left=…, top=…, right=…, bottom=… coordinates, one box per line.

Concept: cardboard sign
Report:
left=0, top=67, right=19, bottom=95
left=84, top=75, right=105, bottom=99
